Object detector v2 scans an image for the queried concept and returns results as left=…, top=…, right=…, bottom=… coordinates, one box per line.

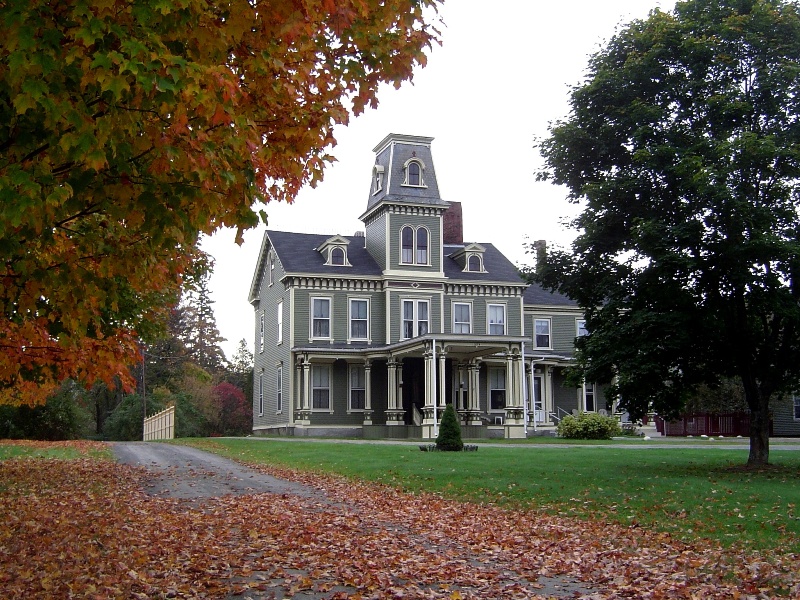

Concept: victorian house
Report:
left=249, top=134, right=603, bottom=439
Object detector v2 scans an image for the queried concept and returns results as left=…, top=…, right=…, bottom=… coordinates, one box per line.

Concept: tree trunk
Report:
left=747, top=393, right=770, bottom=467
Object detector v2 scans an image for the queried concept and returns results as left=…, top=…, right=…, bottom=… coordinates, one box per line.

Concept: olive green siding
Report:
left=525, top=311, right=582, bottom=352
left=293, top=289, right=384, bottom=345
left=443, top=297, right=522, bottom=335
left=387, top=213, right=442, bottom=272
left=388, top=290, right=441, bottom=343
left=253, top=248, right=292, bottom=429
left=365, top=212, right=387, bottom=270
left=773, top=395, right=800, bottom=435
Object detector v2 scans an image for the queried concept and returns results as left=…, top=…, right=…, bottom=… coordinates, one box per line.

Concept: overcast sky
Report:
left=202, top=0, right=675, bottom=359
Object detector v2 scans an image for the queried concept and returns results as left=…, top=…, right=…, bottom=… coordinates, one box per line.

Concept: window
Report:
left=416, top=227, right=428, bottom=264
left=405, top=160, right=424, bottom=186
left=350, top=365, right=366, bottom=410
left=402, top=299, right=429, bottom=339
left=259, top=313, right=265, bottom=353
left=372, top=165, right=384, bottom=194
left=584, top=382, right=596, bottom=412
left=311, top=298, right=331, bottom=339
left=794, top=395, right=800, bottom=420
left=276, top=366, right=283, bottom=413
left=488, top=304, right=506, bottom=335
left=400, top=226, right=430, bottom=266
left=276, top=300, right=283, bottom=345
left=467, top=254, right=481, bottom=272
left=489, top=368, right=506, bottom=411
left=350, top=298, right=368, bottom=340
left=258, top=373, right=264, bottom=416
left=312, top=365, right=330, bottom=410
left=268, top=253, right=275, bottom=286
left=453, top=302, right=471, bottom=334
left=533, top=375, right=543, bottom=413
left=330, top=247, right=345, bottom=265
left=577, top=319, right=588, bottom=337
left=534, top=318, right=551, bottom=348
left=401, top=226, right=414, bottom=264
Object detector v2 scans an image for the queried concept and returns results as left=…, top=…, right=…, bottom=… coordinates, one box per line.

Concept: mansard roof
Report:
left=522, top=282, right=579, bottom=307
left=363, top=133, right=447, bottom=219
left=265, top=230, right=383, bottom=277
left=442, top=243, right=523, bottom=284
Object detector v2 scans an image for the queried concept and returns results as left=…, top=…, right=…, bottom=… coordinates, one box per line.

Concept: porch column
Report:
left=421, top=345, right=436, bottom=438
left=299, top=355, right=311, bottom=424
left=467, top=360, right=482, bottom=425
left=363, top=359, right=373, bottom=425
left=544, top=365, right=554, bottom=422
left=527, top=361, right=538, bottom=425
left=456, top=362, right=468, bottom=422
left=504, top=349, right=526, bottom=439
left=438, top=347, right=447, bottom=411
left=386, top=357, right=404, bottom=425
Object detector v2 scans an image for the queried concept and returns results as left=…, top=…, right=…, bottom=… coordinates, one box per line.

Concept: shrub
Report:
left=557, top=412, right=622, bottom=440
left=436, top=403, right=464, bottom=451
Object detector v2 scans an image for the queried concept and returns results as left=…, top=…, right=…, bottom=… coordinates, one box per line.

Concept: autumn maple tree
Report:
left=0, top=0, right=441, bottom=405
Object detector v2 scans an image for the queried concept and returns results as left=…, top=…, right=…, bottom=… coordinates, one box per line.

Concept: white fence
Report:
left=143, top=405, right=175, bottom=441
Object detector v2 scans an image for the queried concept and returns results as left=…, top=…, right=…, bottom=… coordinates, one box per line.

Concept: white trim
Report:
left=276, top=365, right=283, bottom=414
left=534, top=318, right=552, bottom=349
left=259, top=312, right=265, bottom=353
left=401, top=297, right=431, bottom=340
left=487, top=303, right=506, bottom=336
left=401, top=157, right=427, bottom=188
left=576, top=318, right=588, bottom=338
left=452, top=300, right=473, bottom=334
left=310, top=296, right=332, bottom=341
left=348, top=364, right=366, bottom=412
left=258, top=372, right=264, bottom=416
left=311, top=364, right=333, bottom=413
left=488, top=366, right=506, bottom=412
left=348, top=297, right=370, bottom=343
left=276, top=299, right=283, bottom=345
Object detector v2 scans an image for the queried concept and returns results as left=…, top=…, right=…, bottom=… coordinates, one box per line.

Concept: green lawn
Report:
left=0, top=441, right=112, bottom=461
left=183, top=438, right=800, bottom=552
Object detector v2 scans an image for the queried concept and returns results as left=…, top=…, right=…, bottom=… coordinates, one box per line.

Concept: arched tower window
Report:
left=403, top=158, right=425, bottom=187
left=401, top=226, right=414, bottom=263
left=416, top=227, right=429, bottom=264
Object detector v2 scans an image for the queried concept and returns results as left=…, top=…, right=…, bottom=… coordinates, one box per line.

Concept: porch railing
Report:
left=412, top=405, right=423, bottom=426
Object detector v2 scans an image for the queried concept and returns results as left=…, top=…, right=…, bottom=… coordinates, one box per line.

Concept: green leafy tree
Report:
left=436, top=403, right=464, bottom=451
left=0, top=0, right=442, bottom=406
left=536, top=0, right=800, bottom=466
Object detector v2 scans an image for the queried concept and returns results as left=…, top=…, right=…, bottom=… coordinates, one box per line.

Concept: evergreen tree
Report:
left=436, top=404, right=464, bottom=451
left=180, top=272, right=228, bottom=374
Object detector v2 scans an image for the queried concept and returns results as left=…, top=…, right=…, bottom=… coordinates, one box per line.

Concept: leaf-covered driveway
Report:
left=0, top=441, right=796, bottom=599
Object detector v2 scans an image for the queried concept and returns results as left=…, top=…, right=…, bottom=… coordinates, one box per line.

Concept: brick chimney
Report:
left=533, top=240, right=547, bottom=274
left=442, top=201, right=463, bottom=244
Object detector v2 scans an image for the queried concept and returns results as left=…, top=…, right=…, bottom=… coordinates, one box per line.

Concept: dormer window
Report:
left=400, top=225, right=431, bottom=266
left=402, top=158, right=426, bottom=187
left=317, top=235, right=352, bottom=267
left=330, top=247, right=345, bottom=265
left=372, top=164, right=384, bottom=195
left=449, top=243, right=487, bottom=273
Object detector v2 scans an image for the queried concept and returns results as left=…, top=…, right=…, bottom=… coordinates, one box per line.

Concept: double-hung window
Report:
left=258, top=373, right=264, bottom=416
left=584, top=382, right=596, bottom=412
left=277, top=300, right=283, bottom=344
left=489, top=368, right=506, bottom=410
left=488, top=304, right=506, bottom=335
left=311, top=297, right=331, bottom=340
left=259, top=313, right=265, bottom=352
left=350, top=365, right=366, bottom=410
left=534, top=318, right=551, bottom=349
left=794, top=395, right=800, bottom=420
left=350, top=298, right=369, bottom=341
left=400, top=226, right=430, bottom=265
left=312, top=365, right=330, bottom=410
left=576, top=319, right=588, bottom=337
left=276, top=366, right=283, bottom=413
left=453, top=302, right=472, bottom=334
left=402, top=299, right=429, bottom=339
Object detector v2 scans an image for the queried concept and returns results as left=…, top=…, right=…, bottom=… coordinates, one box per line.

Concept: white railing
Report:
left=143, top=405, right=175, bottom=441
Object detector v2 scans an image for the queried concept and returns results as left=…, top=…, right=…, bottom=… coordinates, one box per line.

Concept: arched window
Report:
left=401, top=226, right=414, bottom=263
left=404, top=159, right=425, bottom=187
left=416, top=227, right=428, bottom=264
left=467, top=254, right=481, bottom=272
left=330, top=247, right=345, bottom=265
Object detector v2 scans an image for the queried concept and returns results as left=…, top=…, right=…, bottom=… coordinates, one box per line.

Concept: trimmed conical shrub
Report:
left=436, top=403, right=464, bottom=451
